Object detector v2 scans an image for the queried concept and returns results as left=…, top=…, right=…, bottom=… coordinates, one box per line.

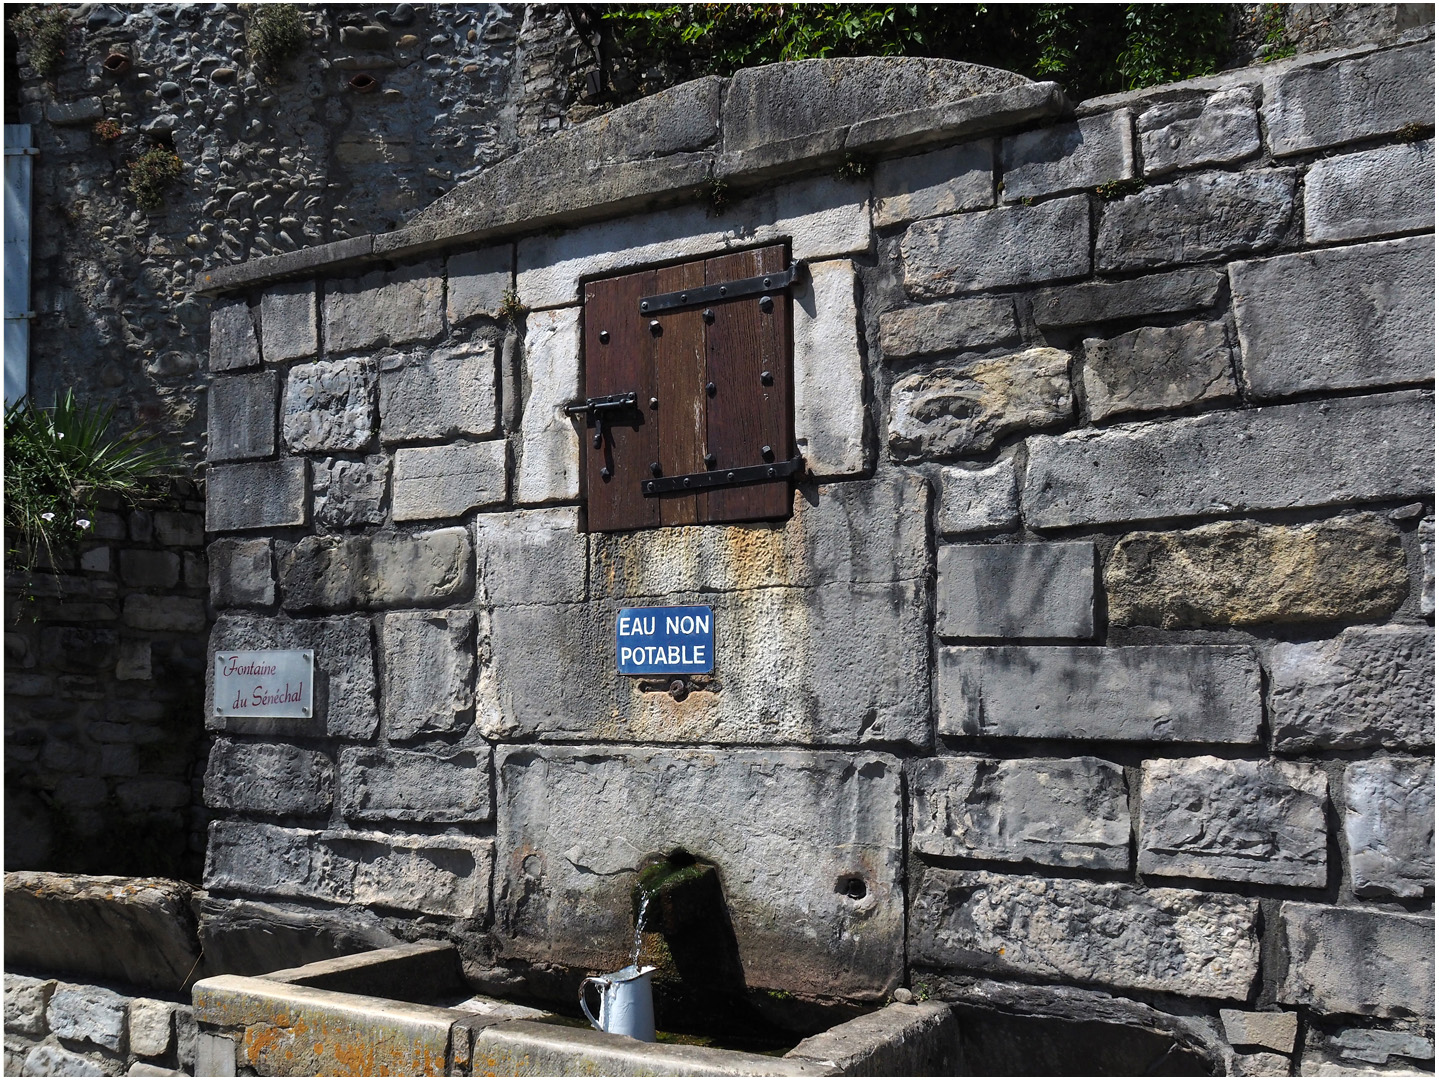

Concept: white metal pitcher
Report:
left=579, top=964, right=657, bottom=1041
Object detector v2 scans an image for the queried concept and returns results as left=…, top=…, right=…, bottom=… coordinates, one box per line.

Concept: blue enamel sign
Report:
left=616, top=605, right=714, bottom=675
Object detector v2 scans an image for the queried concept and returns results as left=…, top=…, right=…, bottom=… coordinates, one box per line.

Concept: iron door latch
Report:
left=641, top=455, right=804, bottom=496
left=564, top=392, right=639, bottom=449
left=637, top=261, right=806, bottom=315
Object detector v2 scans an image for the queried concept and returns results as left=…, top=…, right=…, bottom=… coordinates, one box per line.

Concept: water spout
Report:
left=630, top=888, right=652, bottom=968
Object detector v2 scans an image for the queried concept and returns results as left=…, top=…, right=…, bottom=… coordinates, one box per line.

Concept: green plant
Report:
left=706, top=176, right=731, bottom=213
left=245, top=3, right=308, bottom=80
left=127, top=146, right=184, bottom=210
left=7, top=5, right=71, bottom=78
left=93, top=117, right=123, bottom=141
left=1095, top=176, right=1146, bottom=200
left=1258, top=4, right=1296, bottom=62
left=1397, top=123, right=1428, bottom=143
left=834, top=153, right=871, bottom=181
left=498, top=288, right=529, bottom=325
left=4, top=391, right=171, bottom=573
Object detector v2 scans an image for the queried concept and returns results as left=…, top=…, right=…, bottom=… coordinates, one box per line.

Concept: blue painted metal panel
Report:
left=616, top=605, right=715, bottom=675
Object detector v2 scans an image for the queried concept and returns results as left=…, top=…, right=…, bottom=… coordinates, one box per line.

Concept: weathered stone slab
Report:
left=120, top=549, right=180, bottom=589
left=206, top=459, right=309, bottom=533
left=208, top=614, right=376, bottom=740
left=475, top=506, right=587, bottom=607
left=1082, top=319, right=1236, bottom=421
left=879, top=297, right=1017, bottom=360
left=154, top=512, right=203, bottom=547
left=1230, top=236, right=1434, bottom=400
left=210, top=300, right=260, bottom=373
left=122, top=595, right=207, bottom=633
left=888, top=347, right=1072, bottom=461
left=1219, top=1010, right=1298, bottom=1054
left=278, top=528, right=472, bottom=613
left=1423, top=516, right=1435, bottom=618
left=1343, top=758, right=1434, bottom=899
left=938, top=645, right=1262, bottom=743
left=794, top=259, right=866, bottom=477
left=1304, top=1026, right=1436, bottom=1071
left=447, top=246, right=511, bottom=323
left=313, top=456, right=388, bottom=530
left=1305, top=140, right=1435, bottom=243
left=391, top=441, right=507, bottom=522
left=902, top=195, right=1090, bottom=297
left=6, top=974, right=54, bottom=1037
left=204, top=739, right=334, bottom=816
left=1030, top=268, right=1223, bottom=328
left=208, top=371, right=277, bottom=463
left=481, top=582, right=929, bottom=748
left=378, top=340, right=500, bottom=444
left=23, top=1040, right=115, bottom=1076
left=1264, top=42, right=1436, bottom=156
left=911, top=867, right=1259, bottom=999
left=1269, top=625, right=1435, bottom=752
left=937, top=542, right=1095, bottom=639
left=1001, top=111, right=1134, bottom=201
left=1275, top=902, right=1434, bottom=1019
left=938, top=457, right=1019, bottom=535
left=1138, top=88, right=1261, bottom=176
left=515, top=306, right=580, bottom=505
left=4, top=872, right=200, bottom=992
left=380, top=609, right=475, bottom=739
left=323, top=264, right=443, bottom=353
left=497, top=746, right=903, bottom=997
left=283, top=358, right=377, bottom=453
left=1023, top=391, right=1435, bottom=528
left=128, top=999, right=176, bottom=1058
left=259, top=281, right=317, bottom=364
left=339, top=746, right=492, bottom=823
left=873, top=141, right=993, bottom=227
left=1139, top=757, right=1328, bottom=886
left=1096, top=169, right=1295, bottom=272
left=910, top=756, right=1130, bottom=869
left=1106, top=515, right=1408, bottom=629
left=786, top=1001, right=958, bottom=1076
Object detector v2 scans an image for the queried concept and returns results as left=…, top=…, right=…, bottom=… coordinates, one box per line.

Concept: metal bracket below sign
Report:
left=638, top=261, right=805, bottom=315
left=642, top=455, right=803, bottom=496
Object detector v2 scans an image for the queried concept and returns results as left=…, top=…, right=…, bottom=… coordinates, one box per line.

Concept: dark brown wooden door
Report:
left=580, top=244, right=794, bottom=533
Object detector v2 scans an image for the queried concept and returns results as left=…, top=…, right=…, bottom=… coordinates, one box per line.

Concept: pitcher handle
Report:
left=579, top=977, right=605, bottom=1032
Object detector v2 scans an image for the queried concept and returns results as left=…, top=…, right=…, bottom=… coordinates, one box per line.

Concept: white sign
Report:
left=214, top=649, right=314, bottom=718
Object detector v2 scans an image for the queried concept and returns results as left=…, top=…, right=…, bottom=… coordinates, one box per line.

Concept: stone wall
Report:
left=188, top=29, right=1439, bottom=1080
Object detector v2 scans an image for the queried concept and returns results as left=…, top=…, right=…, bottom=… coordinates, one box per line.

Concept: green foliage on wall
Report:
left=245, top=2, right=309, bottom=80
left=127, top=146, right=185, bottom=210
left=600, top=3, right=1235, bottom=101
left=7, top=5, right=72, bottom=78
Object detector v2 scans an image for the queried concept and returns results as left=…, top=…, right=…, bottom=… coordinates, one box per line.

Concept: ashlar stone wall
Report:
left=197, top=38, right=1434, bottom=1077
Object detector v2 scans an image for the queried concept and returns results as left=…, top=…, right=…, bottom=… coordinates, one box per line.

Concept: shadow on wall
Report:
left=952, top=1005, right=1215, bottom=1076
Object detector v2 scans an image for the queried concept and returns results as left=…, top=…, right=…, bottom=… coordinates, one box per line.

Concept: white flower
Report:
left=40, top=512, right=54, bottom=521
left=56, top=432, right=64, bottom=440
left=75, top=519, right=91, bottom=530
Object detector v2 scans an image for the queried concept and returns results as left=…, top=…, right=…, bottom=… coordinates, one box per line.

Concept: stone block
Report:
left=259, top=282, right=317, bottom=364
left=208, top=614, right=376, bottom=740
left=497, top=746, right=903, bottom=997
left=888, top=347, right=1072, bottom=461
left=1230, top=236, right=1434, bottom=399
left=1230, top=1052, right=1290, bottom=1076
left=902, top=195, right=1091, bottom=297
left=1096, top=169, right=1295, bottom=272
left=1305, top=140, right=1435, bottom=243
left=516, top=306, right=580, bottom=505
left=6, top=975, right=54, bottom=1037
left=114, top=780, right=190, bottom=812
left=323, top=263, right=443, bottom=353
left=1423, top=517, right=1435, bottom=618
left=206, top=459, right=309, bottom=533
left=153, top=512, right=203, bottom=547
left=1305, top=1027, right=1436, bottom=1071
left=380, top=609, right=475, bottom=739
left=278, top=528, right=472, bottom=613
left=119, top=550, right=180, bottom=589
left=204, top=739, right=334, bottom=816
left=936, top=542, right=1095, bottom=638
left=475, top=506, right=587, bottom=607
left=194, top=1031, right=237, bottom=1077
left=127, top=999, right=175, bottom=1058
left=208, top=538, right=274, bottom=608
left=1022, top=391, right=1435, bottom=528
left=313, top=456, right=388, bottom=530
left=1082, top=319, right=1237, bottom=421
left=1220, top=1010, right=1299, bottom=1054
left=283, top=358, right=377, bottom=453
left=793, top=259, right=866, bottom=477
left=1105, top=515, right=1408, bottom=629
left=1138, top=88, right=1261, bottom=176
left=47, top=984, right=127, bottom=1052
left=878, top=297, right=1017, bottom=360
left=1343, top=758, right=1435, bottom=899
left=1139, top=757, right=1328, bottom=886
left=910, top=755, right=1130, bottom=870
left=938, top=645, right=1262, bottom=743
left=1001, top=110, right=1134, bottom=201
left=338, top=746, right=492, bottom=823
left=115, top=639, right=152, bottom=681
left=873, top=140, right=994, bottom=227
left=378, top=340, right=499, bottom=443
left=1275, top=902, right=1434, bottom=1019
left=209, top=300, right=260, bottom=373
left=391, top=441, right=507, bottom=522
left=938, top=457, right=1019, bottom=535
left=787, top=1002, right=958, bottom=1076
left=208, top=372, right=277, bottom=463
left=1030, top=268, right=1224, bottom=328
left=46, top=97, right=103, bottom=125
left=80, top=546, right=111, bottom=572
left=22, top=1041, right=112, bottom=1076
left=122, top=595, right=206, bottom=633
left=1264, top=42, right=1435, bottom=156
left=910, top=867, right=1259, bottom=999
left=447, top=246, right=511, bottom=323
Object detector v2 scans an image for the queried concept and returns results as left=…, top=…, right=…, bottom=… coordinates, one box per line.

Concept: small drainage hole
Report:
left=837, top=876, right=867, bottom=900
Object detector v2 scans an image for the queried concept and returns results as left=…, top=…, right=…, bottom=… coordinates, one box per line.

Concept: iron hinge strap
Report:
left=641, top=456, right=803, bottom=496
left=637, top=261, right=805, bottom=315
